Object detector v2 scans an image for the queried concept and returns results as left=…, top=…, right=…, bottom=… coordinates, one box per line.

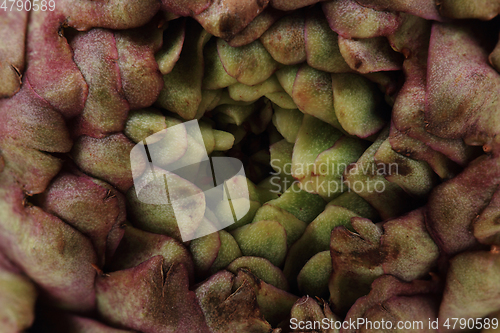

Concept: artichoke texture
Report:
left=1, top=0, right=500, bottom=332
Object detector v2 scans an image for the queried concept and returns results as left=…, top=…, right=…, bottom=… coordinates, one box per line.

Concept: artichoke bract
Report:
left=0, top=0, right=500, bottom=332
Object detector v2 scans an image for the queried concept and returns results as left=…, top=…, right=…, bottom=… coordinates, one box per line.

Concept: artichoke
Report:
left=0, top=0, right=499, bottom=332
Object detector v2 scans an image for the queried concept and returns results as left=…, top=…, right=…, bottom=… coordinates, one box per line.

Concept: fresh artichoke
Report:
left=0, top=0, right=499, bottom=332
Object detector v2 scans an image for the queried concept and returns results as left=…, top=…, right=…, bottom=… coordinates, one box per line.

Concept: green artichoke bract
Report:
left=0, top=252, right=36, bottom=332
left=1, top=0, right=500, bottom=332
